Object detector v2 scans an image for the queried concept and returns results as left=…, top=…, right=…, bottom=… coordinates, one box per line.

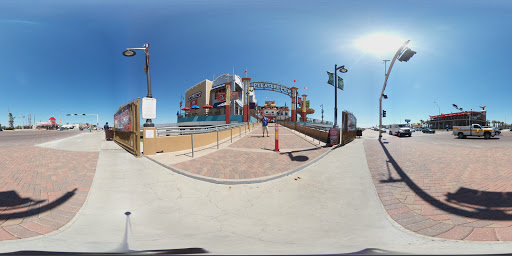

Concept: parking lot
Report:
left=364, top=129, right=512, bottom=240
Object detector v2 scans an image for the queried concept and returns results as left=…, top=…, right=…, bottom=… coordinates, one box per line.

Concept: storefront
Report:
left=429, top=111, right=487, bottom=129
left=184, top=80, right=212, bottom=116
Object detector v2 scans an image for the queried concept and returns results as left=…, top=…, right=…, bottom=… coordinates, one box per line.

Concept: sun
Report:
left=355, top=33, right=405, bottom=55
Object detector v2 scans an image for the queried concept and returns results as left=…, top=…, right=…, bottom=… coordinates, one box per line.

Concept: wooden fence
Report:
left=114, top=99, right=141, bottom=157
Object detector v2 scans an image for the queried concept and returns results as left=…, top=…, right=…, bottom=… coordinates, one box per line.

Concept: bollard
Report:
left=231, top=128, right=232, bottom=143
left=191, top=133, right=194, bottom=158
left=274, top=123, right=280, bottom=152
left=217, top=128, right=219, bottom=149
left=239, top=126, right=241, bottom=138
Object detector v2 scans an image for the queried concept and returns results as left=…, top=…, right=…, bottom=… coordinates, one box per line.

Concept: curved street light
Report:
left=122, top=43, right=154, bottom=127
left=379, top=40, right=416, bottom=140
left=122, top=50, right=136, bottom=57
left=333, top=64, right=348, bottom=128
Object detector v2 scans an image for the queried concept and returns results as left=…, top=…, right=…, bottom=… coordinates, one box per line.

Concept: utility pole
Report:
left=320, top=104, right=324, bottom=123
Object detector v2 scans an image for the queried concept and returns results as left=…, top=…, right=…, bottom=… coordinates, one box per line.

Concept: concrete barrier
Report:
left=143, top=123, right=259, bottom=155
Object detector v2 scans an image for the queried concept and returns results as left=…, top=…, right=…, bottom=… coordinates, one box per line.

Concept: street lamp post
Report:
left=321, top=104, right=324, bottom=123
left=123, top=43, right=155, bottom=127
left=379, top=40, right=416, bottom=140
left=333, top=64, right=348, bottom=128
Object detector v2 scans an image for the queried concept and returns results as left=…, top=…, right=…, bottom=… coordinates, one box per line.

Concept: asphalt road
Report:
left=0, top=130, right=83, bottom=148
left=389, top=129, right=512, bottom=149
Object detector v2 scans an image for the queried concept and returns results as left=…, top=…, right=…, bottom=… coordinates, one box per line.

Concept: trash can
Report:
left=356, top=129, right=363, bottom=137
left=105, top=129, right=114, bottom=141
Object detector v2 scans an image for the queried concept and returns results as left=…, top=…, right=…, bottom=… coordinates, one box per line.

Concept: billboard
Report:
left=114, top=104, right=132, bottom=132
left=346, top=112, right=357, bottom=131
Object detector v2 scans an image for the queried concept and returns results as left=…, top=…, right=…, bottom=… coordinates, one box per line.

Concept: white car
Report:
left=389, top=124, right=412, bottom=137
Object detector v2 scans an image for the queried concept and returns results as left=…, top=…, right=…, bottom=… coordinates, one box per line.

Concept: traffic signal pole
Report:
left=379, top=40, right=410, bottom=141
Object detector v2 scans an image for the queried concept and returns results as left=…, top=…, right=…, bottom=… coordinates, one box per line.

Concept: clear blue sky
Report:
left=2, top=0, right=512, bottom=128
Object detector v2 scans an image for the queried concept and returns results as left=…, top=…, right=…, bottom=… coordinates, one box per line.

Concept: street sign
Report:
left=405, top=119, right=411, bottom=123
left=142, top=97, right=157, bottom=119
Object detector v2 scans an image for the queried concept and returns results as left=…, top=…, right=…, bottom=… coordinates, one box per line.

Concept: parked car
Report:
left=422, top=128, right=435, bottom=134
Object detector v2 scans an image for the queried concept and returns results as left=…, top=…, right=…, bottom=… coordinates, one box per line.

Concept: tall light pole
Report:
left=123, top=43, right=154, bottom=127
left=434, top=101, right=440, bottom=116
left=379, top=40, right=416, bottom=140
left=333, top=64, right=348, bottom=128
left=320, top=104, right=324, bottom=123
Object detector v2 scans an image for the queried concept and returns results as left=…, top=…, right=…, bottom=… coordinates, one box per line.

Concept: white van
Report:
left=389, top=124, right=412, bottom=137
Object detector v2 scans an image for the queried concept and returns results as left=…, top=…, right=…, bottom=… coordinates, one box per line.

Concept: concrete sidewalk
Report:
left=2, top=133, right=512, bottom=254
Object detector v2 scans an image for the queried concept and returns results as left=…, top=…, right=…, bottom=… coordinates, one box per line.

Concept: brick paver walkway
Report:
left=0, top=131, right=98, bottom=241
left=364, top=130, right=512, bottom=241
left=157, top=124, right=330, bottom=182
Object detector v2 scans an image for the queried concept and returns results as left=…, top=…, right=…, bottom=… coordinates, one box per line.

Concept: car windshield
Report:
left=2, top=0, right=512, bottom=255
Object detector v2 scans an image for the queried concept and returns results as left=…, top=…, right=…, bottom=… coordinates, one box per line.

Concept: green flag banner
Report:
left=327, top=71, right=334, bottom=86
left=306, top=100, right=310, bottom=108
left=338, top=76, right=344, bottom=90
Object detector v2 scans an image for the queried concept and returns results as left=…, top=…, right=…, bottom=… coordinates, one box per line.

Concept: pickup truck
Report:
left=453, top=124, right=496, bottom=139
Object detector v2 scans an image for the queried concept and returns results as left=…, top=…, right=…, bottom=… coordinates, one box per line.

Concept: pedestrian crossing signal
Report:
left=383, top=110, right=386, bottom=117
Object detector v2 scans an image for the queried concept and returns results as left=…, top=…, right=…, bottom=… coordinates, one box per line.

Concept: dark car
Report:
left=422, top=128, right=435, bottom=134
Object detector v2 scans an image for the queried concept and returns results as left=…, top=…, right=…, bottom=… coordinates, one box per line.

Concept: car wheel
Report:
left=484, top=132, right=491, bottom=140
left=408, top=134, right=412, bottom=137
left=458, top=132, right=464, bottom=139
left=397, top=132, right=401, bottom=137
left=389, top=131, right=392, bottom=135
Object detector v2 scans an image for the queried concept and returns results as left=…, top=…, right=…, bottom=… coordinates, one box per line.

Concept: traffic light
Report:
left=398, top=48, right=416, bottom=62
left=383, top=110, right=386, bottom=117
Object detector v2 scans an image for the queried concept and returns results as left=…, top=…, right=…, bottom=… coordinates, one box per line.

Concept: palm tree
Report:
left=420, top=119, right=425, bottom=127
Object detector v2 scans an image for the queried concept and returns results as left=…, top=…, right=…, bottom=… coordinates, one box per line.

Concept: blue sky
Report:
left=1, top=0, right=512, bottom=128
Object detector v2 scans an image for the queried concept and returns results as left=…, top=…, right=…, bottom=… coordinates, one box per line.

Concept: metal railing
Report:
left=154, top=122, right=247, bottom=137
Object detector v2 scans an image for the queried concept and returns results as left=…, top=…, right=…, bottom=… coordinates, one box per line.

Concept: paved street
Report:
left=364, top=129, right=512, bottom=240
left=149, top=124, right=331, bottom=183
left=0, top=130, right=99, bottom=241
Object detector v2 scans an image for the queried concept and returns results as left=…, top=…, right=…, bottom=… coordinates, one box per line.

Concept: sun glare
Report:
left=355, top=33, right=405, bottom=55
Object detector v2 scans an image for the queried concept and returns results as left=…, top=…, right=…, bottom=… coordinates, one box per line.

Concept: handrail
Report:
left=153, top=122, right=248, bottom=136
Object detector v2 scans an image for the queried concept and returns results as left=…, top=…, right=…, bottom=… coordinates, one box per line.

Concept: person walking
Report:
left=104, top=122, right=110, bottom=139
left=261, top=114, right=269, bottom=137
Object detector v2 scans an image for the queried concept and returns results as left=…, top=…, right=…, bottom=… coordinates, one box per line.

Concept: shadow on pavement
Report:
left=0, top=191, right=46, bottom=208
left=378, top=140, right=512, bottom=220
left=0, top=188, right=77, bottom=220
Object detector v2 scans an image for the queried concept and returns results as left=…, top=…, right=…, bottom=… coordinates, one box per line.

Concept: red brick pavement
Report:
left=364, top=131, right=512, bottom=241
left=0, top=131, right=98, bottom=241
left=170, top=124, right=330, bottom=181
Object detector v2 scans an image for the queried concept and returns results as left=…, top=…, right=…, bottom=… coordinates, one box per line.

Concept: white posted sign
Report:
left=142, top=97, right=157, bottom=119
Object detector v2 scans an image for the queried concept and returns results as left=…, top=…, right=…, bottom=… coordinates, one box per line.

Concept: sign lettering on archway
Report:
left=250, top=81, right=292, bottom=96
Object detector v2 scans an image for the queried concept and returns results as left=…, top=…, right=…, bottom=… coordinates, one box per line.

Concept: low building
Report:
left=35, top=117, right=62, bottom=130
left=429, top=110, right=486, bottom=129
